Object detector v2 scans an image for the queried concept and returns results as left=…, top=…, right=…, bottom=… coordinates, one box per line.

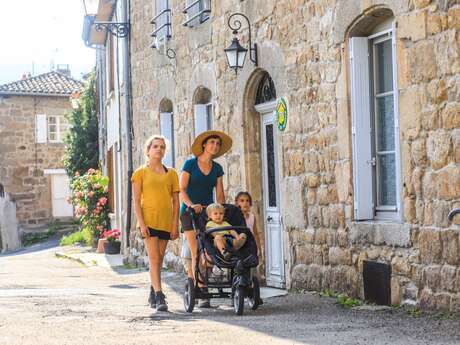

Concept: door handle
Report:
left=267, top=216, right=273, bottom=222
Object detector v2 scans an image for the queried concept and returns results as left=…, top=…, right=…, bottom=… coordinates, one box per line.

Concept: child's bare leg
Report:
left=232, top=232, right=247, bottom=250
left=213, top=235, right=227, bottom=255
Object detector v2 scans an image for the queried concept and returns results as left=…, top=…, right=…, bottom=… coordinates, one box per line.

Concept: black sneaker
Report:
left=148, top=286, right=156, bottom=309
left=155, top=291, right=168, bottom=312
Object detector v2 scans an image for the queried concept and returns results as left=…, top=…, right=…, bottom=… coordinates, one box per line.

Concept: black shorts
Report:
left=146, top=228, right=170, bottom=240
left=180, top=212, right=194, bottom=232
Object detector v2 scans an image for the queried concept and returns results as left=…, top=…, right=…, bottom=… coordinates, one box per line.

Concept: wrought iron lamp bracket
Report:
left=94, top=21, right=130, bottom=38
left=228, top=12, right=258, bottom=66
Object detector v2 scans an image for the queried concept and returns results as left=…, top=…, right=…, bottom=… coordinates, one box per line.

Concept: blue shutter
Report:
left=160, top=112, right=174, bottom=167
left=349, top=37, right=374, bottom=220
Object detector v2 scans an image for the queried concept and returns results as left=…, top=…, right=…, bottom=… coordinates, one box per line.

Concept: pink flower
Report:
left=65, top=196, right=72, bottom=204
left=88, top=191, right=94, bottom=198
left=99, top=197, right=108, bottom=206
left=75, top=191, right=83, bottom=199
left=87, top=168, right=96, bottom=175
left=75, top=171, right=80, bottom=176
left=96, top=225, right=104, bottom=231
left=93, top=183, right=101, bottom=189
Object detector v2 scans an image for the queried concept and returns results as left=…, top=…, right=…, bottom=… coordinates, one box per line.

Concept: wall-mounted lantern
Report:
left=224, top=13, right=258, bottom=74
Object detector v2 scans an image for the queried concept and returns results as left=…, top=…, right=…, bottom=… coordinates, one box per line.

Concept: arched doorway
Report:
left=244, top=71, right=285, bottom=288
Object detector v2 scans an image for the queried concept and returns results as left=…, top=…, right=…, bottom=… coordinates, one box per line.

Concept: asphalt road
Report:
left=1, top=241, right=460, bottom=345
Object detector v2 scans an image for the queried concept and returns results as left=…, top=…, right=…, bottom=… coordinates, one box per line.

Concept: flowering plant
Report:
left=68, top=168, right=110, bottom=241
left=102, top=229, right=121, bottom=243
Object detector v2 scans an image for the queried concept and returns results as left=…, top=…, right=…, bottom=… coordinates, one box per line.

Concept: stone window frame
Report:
left=47, top=115, right=68, bottom=143
left=349, top=20, right=402, bottom=222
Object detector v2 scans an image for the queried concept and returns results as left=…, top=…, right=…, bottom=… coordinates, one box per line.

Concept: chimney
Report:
left=56, top=64, right=71, bottom=76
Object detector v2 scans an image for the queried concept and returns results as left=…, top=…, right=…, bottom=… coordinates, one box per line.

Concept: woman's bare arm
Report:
left=132, top=181, right=148, bottom=238
left=170, top=192, right=180, bottom=240
left=216, top=176, right=225, bottom=204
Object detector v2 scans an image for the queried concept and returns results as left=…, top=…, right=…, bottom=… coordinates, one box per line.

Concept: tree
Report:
left=63, top=71, right=99, bottom=178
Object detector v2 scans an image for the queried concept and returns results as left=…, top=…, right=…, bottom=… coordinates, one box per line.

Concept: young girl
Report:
left=235, top=191, right=261, bottom=255
left=132, top=135, right=180, bottom=312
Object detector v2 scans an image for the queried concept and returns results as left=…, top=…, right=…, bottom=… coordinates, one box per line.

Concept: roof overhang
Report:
left=0, top=92, right=71, bottom=97
left=82, top=0, right=116, bottom=46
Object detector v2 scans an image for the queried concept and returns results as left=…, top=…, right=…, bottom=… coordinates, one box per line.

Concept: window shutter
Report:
left=349, top=37, right=374, bottom=220
left=194, top=104, right=209, bottom=136
left=206, top=103, right=213, bottom=129
left=35, top=114, right=47, bottom=143
left=160, top=112, right=174, bottom=167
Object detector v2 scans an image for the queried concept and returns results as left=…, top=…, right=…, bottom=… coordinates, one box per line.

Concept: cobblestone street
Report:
left=0, top=240, right=459, bottom=345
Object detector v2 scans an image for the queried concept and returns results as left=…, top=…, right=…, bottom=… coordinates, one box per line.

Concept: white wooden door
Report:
left=52, top=174, right=74, bottom=218
left=258, top=102, right=285, bottom=287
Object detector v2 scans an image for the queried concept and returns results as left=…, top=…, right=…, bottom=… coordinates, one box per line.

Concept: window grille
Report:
left=150, top=0, right=172, bottom=48
left=182, top=0, right=211, bottom=27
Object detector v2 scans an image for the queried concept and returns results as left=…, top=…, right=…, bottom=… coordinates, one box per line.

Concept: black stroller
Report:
left=183, top=204, right=261, bottom=315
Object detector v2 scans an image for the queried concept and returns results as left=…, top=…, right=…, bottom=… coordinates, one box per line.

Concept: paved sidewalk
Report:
left=55, top=245, right=124, bottom=268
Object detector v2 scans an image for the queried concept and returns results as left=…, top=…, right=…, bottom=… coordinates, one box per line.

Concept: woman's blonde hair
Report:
left=143, top=135, right=169, bottom=162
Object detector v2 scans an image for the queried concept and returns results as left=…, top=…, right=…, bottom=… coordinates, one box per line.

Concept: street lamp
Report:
left=224, top=37, right=247, bottom=74
left=224, top=13, right=258, bottom=74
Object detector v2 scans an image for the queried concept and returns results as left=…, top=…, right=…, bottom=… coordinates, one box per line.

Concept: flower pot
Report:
left=104, top=241, right=121, bottom=255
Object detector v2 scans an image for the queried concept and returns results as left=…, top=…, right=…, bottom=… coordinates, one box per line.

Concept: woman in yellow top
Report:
left=132, top=135, right=179, bottom=312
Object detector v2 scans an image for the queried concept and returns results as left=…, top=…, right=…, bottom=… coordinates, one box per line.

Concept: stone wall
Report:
left=127, top=0, right=460, bottom=310
left=0, top=95, right=71, bottom=227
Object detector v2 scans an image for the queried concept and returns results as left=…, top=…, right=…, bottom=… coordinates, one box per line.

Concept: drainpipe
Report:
left=121, top=0, right=133, bottom=250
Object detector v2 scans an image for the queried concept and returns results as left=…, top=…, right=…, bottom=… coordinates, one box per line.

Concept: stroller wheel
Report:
left=247, top=276, right=261, bottom=310
left=233, top=287, right=245, bottom=315
left=183, top=278, right=195, bottom=313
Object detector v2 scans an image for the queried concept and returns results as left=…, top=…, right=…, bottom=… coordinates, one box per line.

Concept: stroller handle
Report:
left=205, top=226, right=250, bottom=236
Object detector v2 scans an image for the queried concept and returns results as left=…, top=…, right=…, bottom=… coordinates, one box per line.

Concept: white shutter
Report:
left=349, top=37, right=374, bottom=220
left=206, top=103, right=213, bottom=129
left=194, top=104, right=208, bottom=136
left=35, top=114, right=47, bottom=143
left=160, top=112, right=174, bottom=167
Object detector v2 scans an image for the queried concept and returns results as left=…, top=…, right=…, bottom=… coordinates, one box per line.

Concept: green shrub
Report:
left=60, top=227, right=92, bottom=246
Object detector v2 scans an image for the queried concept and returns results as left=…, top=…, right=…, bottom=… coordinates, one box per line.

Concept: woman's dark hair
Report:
left=202, top=135, right=222, bottom=148
left=235, top=191, right=253, bottom=206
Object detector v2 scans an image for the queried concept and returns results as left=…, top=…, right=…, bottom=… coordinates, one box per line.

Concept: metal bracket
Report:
left=94, top=21, right=130, bottom=38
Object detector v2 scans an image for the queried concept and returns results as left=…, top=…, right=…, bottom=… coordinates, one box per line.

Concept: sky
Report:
left=0, top=0, right=95, bottom=84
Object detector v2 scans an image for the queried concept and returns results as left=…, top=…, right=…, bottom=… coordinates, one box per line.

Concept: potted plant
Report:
left=102, top=229, right=121, bottom=254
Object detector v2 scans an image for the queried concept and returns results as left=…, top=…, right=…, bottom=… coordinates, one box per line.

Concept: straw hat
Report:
left=191, top=130, right=233, bottom=158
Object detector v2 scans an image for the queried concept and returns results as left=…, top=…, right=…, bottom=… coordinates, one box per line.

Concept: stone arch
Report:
left=241, top=67, right=278, bottom=240
left=192, top=86, right=212, bottom=105
left=331, top=1, right=408, bottom=44
left=346, top=6, right=395, bottom=38
left=159, top=98, right=173, bottom=113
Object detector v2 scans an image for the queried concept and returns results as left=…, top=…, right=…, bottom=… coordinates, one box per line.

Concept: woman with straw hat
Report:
left=179, top=130, right=232, bottom=308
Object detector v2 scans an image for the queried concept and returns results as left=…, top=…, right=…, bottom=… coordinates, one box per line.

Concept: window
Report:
left=349, top=24, right=401, bottom=221
left=194, top=103, right=212, bottom=136
left=182, top=0, right=210, bottom=27
left=47, top=116, right=69, bottom=143
left=151, top=0, right=171, bottom=48
left=160, top=112, right=175, bottom=167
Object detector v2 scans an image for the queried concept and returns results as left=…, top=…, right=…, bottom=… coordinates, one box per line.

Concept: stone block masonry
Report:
left=124, top=0, right=460, bottom=311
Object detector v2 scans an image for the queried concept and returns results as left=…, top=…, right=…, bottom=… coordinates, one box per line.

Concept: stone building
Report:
left=87, top=0, right=460, bottom=310
left=0, top=71, right=83, bottom=228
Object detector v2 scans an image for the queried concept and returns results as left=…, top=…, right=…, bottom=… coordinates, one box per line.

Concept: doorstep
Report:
left=55, top=245, right=123, bottom=268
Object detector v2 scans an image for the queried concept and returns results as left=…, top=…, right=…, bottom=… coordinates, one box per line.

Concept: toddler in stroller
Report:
left=206, top=203, right=247, bottom=259
left=183, top=203, right=262, bottom=315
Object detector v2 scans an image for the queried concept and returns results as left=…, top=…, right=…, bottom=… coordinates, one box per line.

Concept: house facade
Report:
left=87, top=0, right=460, bottom=310
left=0, top=71, right=83, bottom=228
